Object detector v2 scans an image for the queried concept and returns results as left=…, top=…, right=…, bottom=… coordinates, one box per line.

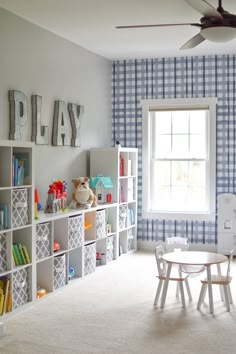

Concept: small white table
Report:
left=161, top=251, right=228, bottom=314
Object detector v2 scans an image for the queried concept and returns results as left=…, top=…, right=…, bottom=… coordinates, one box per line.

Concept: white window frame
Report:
left=141, top=97, right=217, bottom=222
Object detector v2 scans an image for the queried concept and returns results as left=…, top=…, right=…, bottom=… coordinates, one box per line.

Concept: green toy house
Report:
left=90, top=175, right=113, bottom=204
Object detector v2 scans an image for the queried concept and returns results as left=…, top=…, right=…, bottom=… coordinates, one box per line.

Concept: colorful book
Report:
left=12, top=246, right=18, bottom=266
left=2, top=278, right=10, bottom=315
left=13, top=244, right=24, bottom=265
left=19, top=244, right=27, bottom=264
left=22, top=245, right=31, bottom=264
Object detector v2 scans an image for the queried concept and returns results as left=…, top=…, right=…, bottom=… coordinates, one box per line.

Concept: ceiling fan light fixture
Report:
left=201, top=26, right=236, bottom=42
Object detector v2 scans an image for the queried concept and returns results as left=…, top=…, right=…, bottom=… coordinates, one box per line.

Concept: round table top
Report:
left=162, top=251, right=228, bottom=266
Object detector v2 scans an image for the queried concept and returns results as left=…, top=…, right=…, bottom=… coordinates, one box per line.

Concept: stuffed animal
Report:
left=70, top=177, right=97, bottom=209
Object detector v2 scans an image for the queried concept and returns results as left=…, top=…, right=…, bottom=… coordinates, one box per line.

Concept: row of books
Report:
left=0, top=277, right=11, bottom=316
left=12, top=243, right=31, bottom=266
left=12, top=153, right=29, bottom=186
left=0, top=204, right=8, bottom=230
left=127, top=208, right=135, bottom=226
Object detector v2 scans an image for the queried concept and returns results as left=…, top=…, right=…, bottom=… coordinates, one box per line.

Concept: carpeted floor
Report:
left=0, top=251, right=236, bottom=354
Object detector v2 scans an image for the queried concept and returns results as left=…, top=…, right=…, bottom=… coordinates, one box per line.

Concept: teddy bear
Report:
left=70, top=177, right=97, bottom=209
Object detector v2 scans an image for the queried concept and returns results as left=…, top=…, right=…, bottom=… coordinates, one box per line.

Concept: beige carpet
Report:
left=0, top=251, right=236, bottom=354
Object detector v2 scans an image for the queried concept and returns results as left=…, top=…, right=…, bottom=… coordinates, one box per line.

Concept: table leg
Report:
left=206, top=265, right=214, bottom=314
left=160, top=263, right=172, bottom=308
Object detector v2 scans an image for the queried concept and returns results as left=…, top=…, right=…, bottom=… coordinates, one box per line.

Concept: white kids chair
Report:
left=154, top=245, right=192, bottom=307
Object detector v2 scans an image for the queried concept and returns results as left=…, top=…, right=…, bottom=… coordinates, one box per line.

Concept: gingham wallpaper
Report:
left=112, top=54, right=236, bottom=244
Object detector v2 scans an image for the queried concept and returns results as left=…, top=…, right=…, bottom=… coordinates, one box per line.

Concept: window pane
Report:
left=156, top=112, right=171, bottom=134
left=172, top=161, right=189, bottom=185
left=154, top=161, right=170, bottom=185
left=190, top=135, right=206, bottom=157
left=152, top=185, right=171, bottom=210
left=190, top=110, right=206, bottom=134
left=189, top=161, right=206, bottom=187
left=171, top=186, right=188, bottom=210
left=189, top=186, right=207, bottom=211
left=172, top=111, right=189, bottom=134
left=172, top=135, right=189, bottom=156
left=155, top=135, right=171, bottom=157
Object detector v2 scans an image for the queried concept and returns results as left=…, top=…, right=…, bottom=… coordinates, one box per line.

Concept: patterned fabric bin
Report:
left=68, top=214, right=83, bottom=249
left=12, top=188, right=28, bottom=228
left=0, top=233, right=7, bottom=273
left=12, top=267, right=29, bottom=310
left=84, top=243, right=96, bottom=275
left=119, top=204, right=127, bottom=230
left=96, top=209, right=106, bottom=240
left=106, top=235, right=114, bottom=263
left=128, top=229, right=134, bottom=251
left=36, top=223, right=51, bottom=261
left=53, top=254, right=66, bottom=290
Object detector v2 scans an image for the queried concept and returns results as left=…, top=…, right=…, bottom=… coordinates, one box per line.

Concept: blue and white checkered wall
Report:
left=112, top=55, right=236, bottom=244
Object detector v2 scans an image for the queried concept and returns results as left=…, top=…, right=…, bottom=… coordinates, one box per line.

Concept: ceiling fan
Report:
left=116, top=0, right=236, bottom=50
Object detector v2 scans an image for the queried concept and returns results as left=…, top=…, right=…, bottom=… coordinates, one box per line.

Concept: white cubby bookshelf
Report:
left=0, top=140, right=130, bottom=320
left=0, top=140, right=34, bottom=317
left=90, top=147, right=138, bottom=255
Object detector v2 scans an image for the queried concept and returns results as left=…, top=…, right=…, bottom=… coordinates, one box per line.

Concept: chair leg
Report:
left=227, top=285, right=233, bottom=304
left=184, top=278, right=192, bottom=301
left=197, top=284, right=207, bottom=310
left=179, top=281, right=186, bottom=308
left=154, top=280, right=163, bottom=306
left=176, top=283, right=179, bottom=298
left=223, top=285, right=230, bottom=312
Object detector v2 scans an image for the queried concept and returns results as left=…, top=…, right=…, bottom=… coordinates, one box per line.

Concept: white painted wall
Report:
left=0, top=8, right=112, bottom=205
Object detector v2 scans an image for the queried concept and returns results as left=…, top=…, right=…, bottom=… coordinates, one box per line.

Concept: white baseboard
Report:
left=137, top=240, right=217, bottom=253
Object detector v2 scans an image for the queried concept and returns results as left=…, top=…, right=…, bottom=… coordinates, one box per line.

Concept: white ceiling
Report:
left=0, top=0, right=236, bottom=60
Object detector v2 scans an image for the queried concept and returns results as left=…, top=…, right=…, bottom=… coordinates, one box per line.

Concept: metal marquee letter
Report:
left=68, top=103, right=84, bottom=147
left=31, top=95, right=49, bottom=145
left=9, top=90, right=28, bottom=141
left=52, top=100, right=70, bottom=146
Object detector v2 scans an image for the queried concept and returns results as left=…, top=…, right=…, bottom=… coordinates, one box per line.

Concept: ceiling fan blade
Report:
left=180, top=32, right=206, bottom=50
left=116, top=23, right=200, bottom=29
left=185, top=0, right=223, bottom=19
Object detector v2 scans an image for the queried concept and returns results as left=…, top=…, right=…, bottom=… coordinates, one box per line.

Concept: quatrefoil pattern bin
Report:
left=12, top=188, right=28, bottom=228
left=84, top=243, right=96, bottom=275
left=12, top=268, right=29, bottom=310
left=68, top=215, right=83, bottom=249
left=0, top=233, right=7, bottom=273
left=36, top=222, right=51, bottom=261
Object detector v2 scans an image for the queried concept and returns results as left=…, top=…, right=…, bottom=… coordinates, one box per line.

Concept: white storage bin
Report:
left=36, top=223, right=51, bottom=260
left=68, top=215, right=83, bottom=249
left=12, top=267, right=29, bottom=310
left=96, top=209, right=106, bottom=240
left=84, top=243, right=96, bottom=275
left=12, top=188, right=28, bottom=228
left=53, top=254, right=66, bottom=290
left=0, top=233, right=7, bottom=273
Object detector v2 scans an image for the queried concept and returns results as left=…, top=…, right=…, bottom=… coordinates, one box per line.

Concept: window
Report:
left=142, top=98, right=217, bottom=221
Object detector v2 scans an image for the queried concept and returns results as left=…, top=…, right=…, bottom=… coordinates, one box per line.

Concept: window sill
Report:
left=142, top=210, right=216, bottom=222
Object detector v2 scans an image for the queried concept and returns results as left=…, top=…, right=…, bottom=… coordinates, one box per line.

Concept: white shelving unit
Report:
left=0, top=140, right=131, bottom=320
left=90, top=147, right=138, bottom=255
left=34, top=202, right=118, bottom=297
left=217, top=193, right=236, bottom=255
left=0, top=140, right=34, bottom=317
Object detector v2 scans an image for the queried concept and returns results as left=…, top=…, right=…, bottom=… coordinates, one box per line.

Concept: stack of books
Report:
left=12, top=243, right=31, bottom=266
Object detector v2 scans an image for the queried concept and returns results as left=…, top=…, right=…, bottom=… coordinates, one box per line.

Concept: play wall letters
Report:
left=9, top=90, right=84, bottom=147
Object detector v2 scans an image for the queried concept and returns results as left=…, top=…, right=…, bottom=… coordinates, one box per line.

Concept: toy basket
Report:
left=0, top=233, right=7, bottom=272
left=12, top=188, right=28, bottom=228
left=68, top=214, right=83, bottom=249
left=12, top=268, right=30, bottom=310
left=36, top=222, right=51, bottom=260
